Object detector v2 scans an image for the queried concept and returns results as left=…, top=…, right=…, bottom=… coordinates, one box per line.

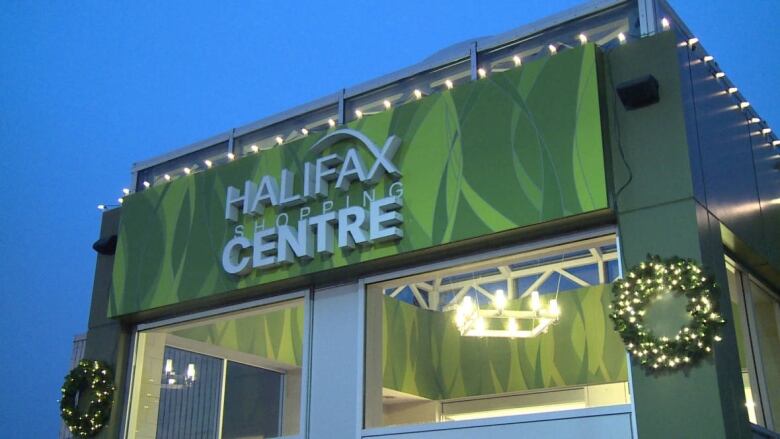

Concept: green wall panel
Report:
left=171, top=306, right=304, bottom=367
left=112, top=44, right=607, bottom=316
left=381, top=284, right=627, bottom=400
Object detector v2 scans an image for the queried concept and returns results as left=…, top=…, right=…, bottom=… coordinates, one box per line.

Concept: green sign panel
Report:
left=111, top=44, right=607, bottom=316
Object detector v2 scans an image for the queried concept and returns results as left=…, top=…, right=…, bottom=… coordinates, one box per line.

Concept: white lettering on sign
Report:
left=221, top=129, right=404, bottom=276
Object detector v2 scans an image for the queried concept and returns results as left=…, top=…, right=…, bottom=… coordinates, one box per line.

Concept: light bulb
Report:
left=661, top=17, right=670, bottom=30
left=688, top=37, right=699, bottom=47
left=183, top=167, right=191, bottom=175
left=772, top=140, right=780, bottom=146
left=762, top=127, right=772, bottom=135
left=186, top=363, right=196, bottom=381
left=750, top=117, right=761, bottom=124
left=204, top=159, right=212, bottom=168
left=493, top=289, right=507, bottom=311
left=477, top=68, right=487, bottom=79
left=703, top=55, right=714, bottom=62
left=531, top=291, right=541, bottom=311
left=328, top=118, right=336, bottom=128
left=461, top=296, right=474, bottom=314
left=117, top=197, right=123, bottom=204
left=455, top=312, right=466, bottom=329
left=548, top=44, right=557, bottom=54
left=413, top=89, right=423, bottom=100
left=549, top=299, right=560, bottom=317
left=122, top=188, right=130, bottom=196
left=143, top=181, right=151, bottom=188
left=383, top=99, right=391, bottom=109
left=475, top=317, right=486, bottom=332
left=97, top=204, right=106, bottom=210
left=275, top=136, right=284, bottom=145
left=727, top=87, right=738, bottom=94
left=578, top=34, right=587, bottom=45
left=168, top=378, right=176, bottom=385
left=164, top=174, right=171, bottom=181
left=355, top=110, right=363, bottom=119
left=740, top=102, right=750, bottom=109
left=618, top=33, right=626, bottom=44
left=301, top=128, right=309, bottom=136
left=512, top=55, right=522, bottom=67
left=714, top=72, right=725, bottom=79
left=445, top=79, right=453, bottom=90
left=251, top=144, right=259, bottom=153
left=227, top=152, right=235, bottom=160
left=165, top=359, right=173, bottom=374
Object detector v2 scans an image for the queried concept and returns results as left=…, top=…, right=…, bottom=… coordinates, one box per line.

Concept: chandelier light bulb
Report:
left=164, top=174, right=171, bottom=181
left=530, top=290, right=541, bottom=311
left=355, top=110, right=363, bottom=119
left=461, top=296, right=474, bottom=314
left=183, top=167, right=191, bottom=175
left=661, top=17, right=670, bottom=30
left=122, top=188, right=130, bottom=196
left=143, top=181, right=151, bottom=188
left=512, top=55, right=522, bottom=67
left=227, top=152, right=235, bottom=160
left=383, top=99, right=392, bottom=110
left=578, top=33, right=587, bottom=45
left=413, top=89, right=423, bottom=100
left=477, top=68, right=487, bottom=79
left=727, top=87, right=738, bottom=94
left=493, top=289, right=507, bottom=312
left=204, top=159, right=213, bottom=168
left=548, top=44, right=557, bottom=55
left=328, top=118, right=336, bottom=128
left=97, top=204, right=106, bottom=210
left=186, top=363, right=196, bottom=381
left=301, top=128, right=309, bottom=136
left=549, top=299, right=560, bottom=316
left=714, top=72, right=725, bottom=79
left=445, top=79, right=454, bottom=90
left=618, top=33, right=626, bottom=44
left=275, top=136, right=284, bottom=145
left=251, top=144, right=259, bottom=153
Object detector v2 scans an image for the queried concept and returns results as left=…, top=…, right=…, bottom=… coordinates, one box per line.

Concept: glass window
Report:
left=726, top=259, right=780, bottom=431
left=364, top=235, right=629, bottom=429
left=750, top=279, right=780, bottom=429
left=127, top=298, right=305, bottom=438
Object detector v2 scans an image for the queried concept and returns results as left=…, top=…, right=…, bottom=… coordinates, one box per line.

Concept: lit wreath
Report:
left=609, top=255, right=725, bottom=371
left=60, top=359, right=115, bottom=438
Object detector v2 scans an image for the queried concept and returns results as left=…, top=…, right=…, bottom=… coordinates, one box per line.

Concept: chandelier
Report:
left=161, top=359, right=197, bottom=389
left=454, top=289, right=560, bottom=338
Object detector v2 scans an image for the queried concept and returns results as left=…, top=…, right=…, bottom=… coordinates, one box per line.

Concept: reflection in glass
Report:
left=127, top=299, right=304, bottom=438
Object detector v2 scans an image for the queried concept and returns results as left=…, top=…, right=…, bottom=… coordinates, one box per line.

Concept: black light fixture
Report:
left=93, top=235, right=118, bottom=255
left=617, top=75, right=660, bottom=110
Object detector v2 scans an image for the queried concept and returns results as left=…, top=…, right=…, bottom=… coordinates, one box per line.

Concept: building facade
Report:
left=78, top=1, right=780, bottom=438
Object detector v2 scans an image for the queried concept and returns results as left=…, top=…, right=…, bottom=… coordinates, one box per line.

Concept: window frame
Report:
left=120, top=289, right=313, bottom=439
left=356, top=225, right=637, bottom=436
left=726, top=256, right=780, bottom=432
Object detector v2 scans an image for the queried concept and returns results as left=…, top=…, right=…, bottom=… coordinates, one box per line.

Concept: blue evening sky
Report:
left=1, top=1, right=778, bottom=436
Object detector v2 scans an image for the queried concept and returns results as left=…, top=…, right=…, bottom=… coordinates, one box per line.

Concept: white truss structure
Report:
left=380, top=236, right=619, bottom=312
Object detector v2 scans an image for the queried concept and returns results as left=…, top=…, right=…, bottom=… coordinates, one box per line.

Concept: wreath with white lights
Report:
left=609, top=255, right=725, bottom=371
left=60, top=359, right=115, bottom=438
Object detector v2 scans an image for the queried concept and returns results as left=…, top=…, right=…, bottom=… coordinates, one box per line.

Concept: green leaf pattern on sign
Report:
left=111, top=44, right=607, bottom=316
